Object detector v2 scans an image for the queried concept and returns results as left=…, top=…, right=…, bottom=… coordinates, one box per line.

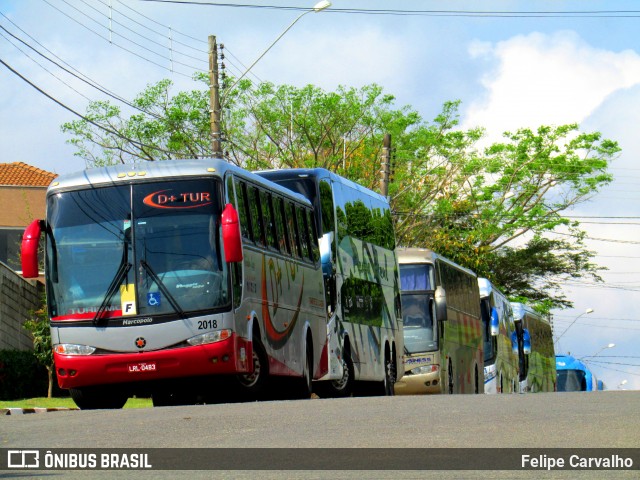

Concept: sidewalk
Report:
left=2, top=407, right=78, bottom=415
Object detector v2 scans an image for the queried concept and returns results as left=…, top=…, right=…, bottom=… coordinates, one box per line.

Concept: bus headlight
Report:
left=187, top=329, right=232, bottom=346
left=54, top=344, right=96, bottom=355
left=410, top=365, right=439, bottom=375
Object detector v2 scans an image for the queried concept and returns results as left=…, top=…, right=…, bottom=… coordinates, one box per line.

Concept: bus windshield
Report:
left=557, top=369, right=587, bottom=392
left=401, top=292, right=437, bottom=353
left=46, top=179, right=229, bottom=320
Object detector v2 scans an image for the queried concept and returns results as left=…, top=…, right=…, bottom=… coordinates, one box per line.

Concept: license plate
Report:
left=128, top=362, right=157, bottom=373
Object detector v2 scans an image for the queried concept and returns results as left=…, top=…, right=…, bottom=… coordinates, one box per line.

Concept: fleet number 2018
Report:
left=198, top=320, right=218, bottom=329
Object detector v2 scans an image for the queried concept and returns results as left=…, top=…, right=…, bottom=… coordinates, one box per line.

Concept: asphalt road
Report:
left=1, top=390, right=639, bottom=479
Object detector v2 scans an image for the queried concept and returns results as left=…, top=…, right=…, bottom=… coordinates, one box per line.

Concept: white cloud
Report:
left=463, top=31, right=640, bottom=137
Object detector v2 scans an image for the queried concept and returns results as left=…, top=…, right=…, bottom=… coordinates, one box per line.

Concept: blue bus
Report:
left=556, top=354, right=598, bottom=392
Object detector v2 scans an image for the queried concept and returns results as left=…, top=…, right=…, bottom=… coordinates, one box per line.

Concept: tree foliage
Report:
left=62, top=78, right=620, bottom=311
left=23, top=295, right=54, bottom=398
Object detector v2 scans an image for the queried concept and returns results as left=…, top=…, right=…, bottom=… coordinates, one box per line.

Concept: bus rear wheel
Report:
left=290, top=341, right=313, bottom=399
left=70, top=386, right=128, bottom=410
left=448, top=359, right=454, bottom=394
left=382, top=349, right=395, bottom=396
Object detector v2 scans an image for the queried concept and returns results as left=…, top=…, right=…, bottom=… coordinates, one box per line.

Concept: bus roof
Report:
left=46, top=159, right=312, bottom=207
left=556, top=354, right=591, bottom=372
left=397, top=247, right=477, bottom=278
left=256, top=167, right=389, bottom=203
left=511, top=302, right=551, bottom=325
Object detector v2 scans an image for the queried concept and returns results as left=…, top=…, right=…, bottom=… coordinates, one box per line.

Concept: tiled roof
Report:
left=0, top=162, right=57, bottom=187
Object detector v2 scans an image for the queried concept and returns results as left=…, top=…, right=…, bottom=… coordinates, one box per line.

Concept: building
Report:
left=0, top=162, right=56, bottom=271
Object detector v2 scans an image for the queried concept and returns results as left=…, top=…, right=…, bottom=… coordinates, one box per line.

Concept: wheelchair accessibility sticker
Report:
left=147, top=292, right=161, bottom=307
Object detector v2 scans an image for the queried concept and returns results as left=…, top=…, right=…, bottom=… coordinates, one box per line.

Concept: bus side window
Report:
left=234, top=179, right=252, bottom=241
left=308, top=209, right=320, bottom=263
left=296, top=206, right=310, bottom=261
left=226, top=175, right=236, bottom=205
left=273, top=196, right=289, bottom=254
left=261, top=190, right=276, bottom=250
left=249, top=185, right=265, bottom=247
left=287, top=202, right=302, bottom=259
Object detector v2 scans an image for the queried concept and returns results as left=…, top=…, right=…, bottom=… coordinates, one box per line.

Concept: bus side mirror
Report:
left=523, top=328, right=532, bottom=355
left=490, top=307, right=500, bottom=336
left=434, top=286, right=447, bottom=322
left=319, top=232, right=333, bottom=277
left=221, top=204, right=243, bottom=263
left=21, top=219, right=43, bottom=278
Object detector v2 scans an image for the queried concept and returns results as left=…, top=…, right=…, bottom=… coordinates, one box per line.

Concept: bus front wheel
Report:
left=236, top=334, right=269, bottom=399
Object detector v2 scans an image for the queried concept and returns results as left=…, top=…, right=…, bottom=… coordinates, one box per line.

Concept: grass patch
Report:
left=0, top=397, right=152, bottom=409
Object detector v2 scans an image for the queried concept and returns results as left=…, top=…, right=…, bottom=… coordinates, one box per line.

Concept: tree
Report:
left=61, top=79, right=620, bottom=311
left=23, top=295, right=54, bottom=398
left=389, top=110, right=619, bottom=312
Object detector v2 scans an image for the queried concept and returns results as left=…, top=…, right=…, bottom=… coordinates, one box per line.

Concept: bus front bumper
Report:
left=394, top=368, right=441, bottom=395
left=53, top=333, right=250, bottom=389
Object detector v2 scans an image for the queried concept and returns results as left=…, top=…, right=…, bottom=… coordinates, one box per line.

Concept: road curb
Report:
left=2, top=407, right=79, bottom=415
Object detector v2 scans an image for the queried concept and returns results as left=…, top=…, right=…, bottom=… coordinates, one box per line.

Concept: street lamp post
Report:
left=211, top=0, right=331, bottom=157
left=554, top=308, right=594, bottom=347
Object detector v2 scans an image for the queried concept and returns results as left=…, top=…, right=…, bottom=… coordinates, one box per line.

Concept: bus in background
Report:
left=394, top=248, right=483, bottom=395
left=478, top=278, right=519, bottom=394
left=511, top=303, right=556, bottom=393
left=21, top=159, right=328, bottom=408
left=256, top=168, right=403, bottom=396
left=556, top=354, right=598, bottom=392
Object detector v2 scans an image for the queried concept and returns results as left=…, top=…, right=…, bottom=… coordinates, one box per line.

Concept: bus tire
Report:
left=70, top=386, right=128, bottom=410
left=291, top=340, right=313, bottom=399
left=448, top=359, right=454, bottom=394
left=382, top=348, right=395, bottom=396
left=236, top=333, right=269, bottom=399
left=475, top=366, right=479, bottom=394
left=315, top=340, right=354, bottom=398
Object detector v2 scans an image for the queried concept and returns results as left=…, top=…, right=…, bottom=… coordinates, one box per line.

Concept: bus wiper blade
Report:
left=93, top=261, right=132, bottom=325
left=140, top=260, right=186, bottom=319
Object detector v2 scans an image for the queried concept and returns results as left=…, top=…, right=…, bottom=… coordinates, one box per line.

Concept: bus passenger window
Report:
left=249, top=186, right=265, bottom=247
left=273, top=196, right=289, bottom=254
left=287, top=203, right=301, bottom=258
left=296, top=207, right=310, bottom=260
left=308, top=209, right=320, bottom=263
left=261, top=190, right=276, bottom=250
left=234, top=180, right=252, bottom=241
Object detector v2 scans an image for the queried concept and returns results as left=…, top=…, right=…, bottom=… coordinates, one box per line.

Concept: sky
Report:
left=1, top=0, right=638, bottom=390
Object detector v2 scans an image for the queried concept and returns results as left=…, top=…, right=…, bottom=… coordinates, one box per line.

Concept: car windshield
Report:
left=46, top=179, right=229, bottom=321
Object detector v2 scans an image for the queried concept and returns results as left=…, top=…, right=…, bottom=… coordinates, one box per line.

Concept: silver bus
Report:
left=395, top=248, right=483, bottom=395
left=256, top=168, right=403, bottom=396
left=21, top=159, right=328, bottom=408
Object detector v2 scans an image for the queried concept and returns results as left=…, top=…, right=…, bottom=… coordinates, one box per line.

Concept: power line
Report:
left=80, top=0, right=208, bottom=65
left=137, top=2, right=640, bottom=19
left=0, top=56, right=174, bottom=157
left=0, top=20, right=162, bottom=118
left=40, top=0, right=200, bottom=78
left=116, top=0, right=206, bottom=45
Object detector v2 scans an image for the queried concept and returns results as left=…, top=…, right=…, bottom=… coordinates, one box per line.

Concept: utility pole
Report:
left=380, top=133, right=391, bottom=197
left=209, top=35, right=222, bottom=158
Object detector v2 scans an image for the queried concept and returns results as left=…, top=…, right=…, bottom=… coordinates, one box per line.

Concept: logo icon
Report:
left=8, top=450, right=39, bottom=468
left=135, top=337, right=147, bottom=349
